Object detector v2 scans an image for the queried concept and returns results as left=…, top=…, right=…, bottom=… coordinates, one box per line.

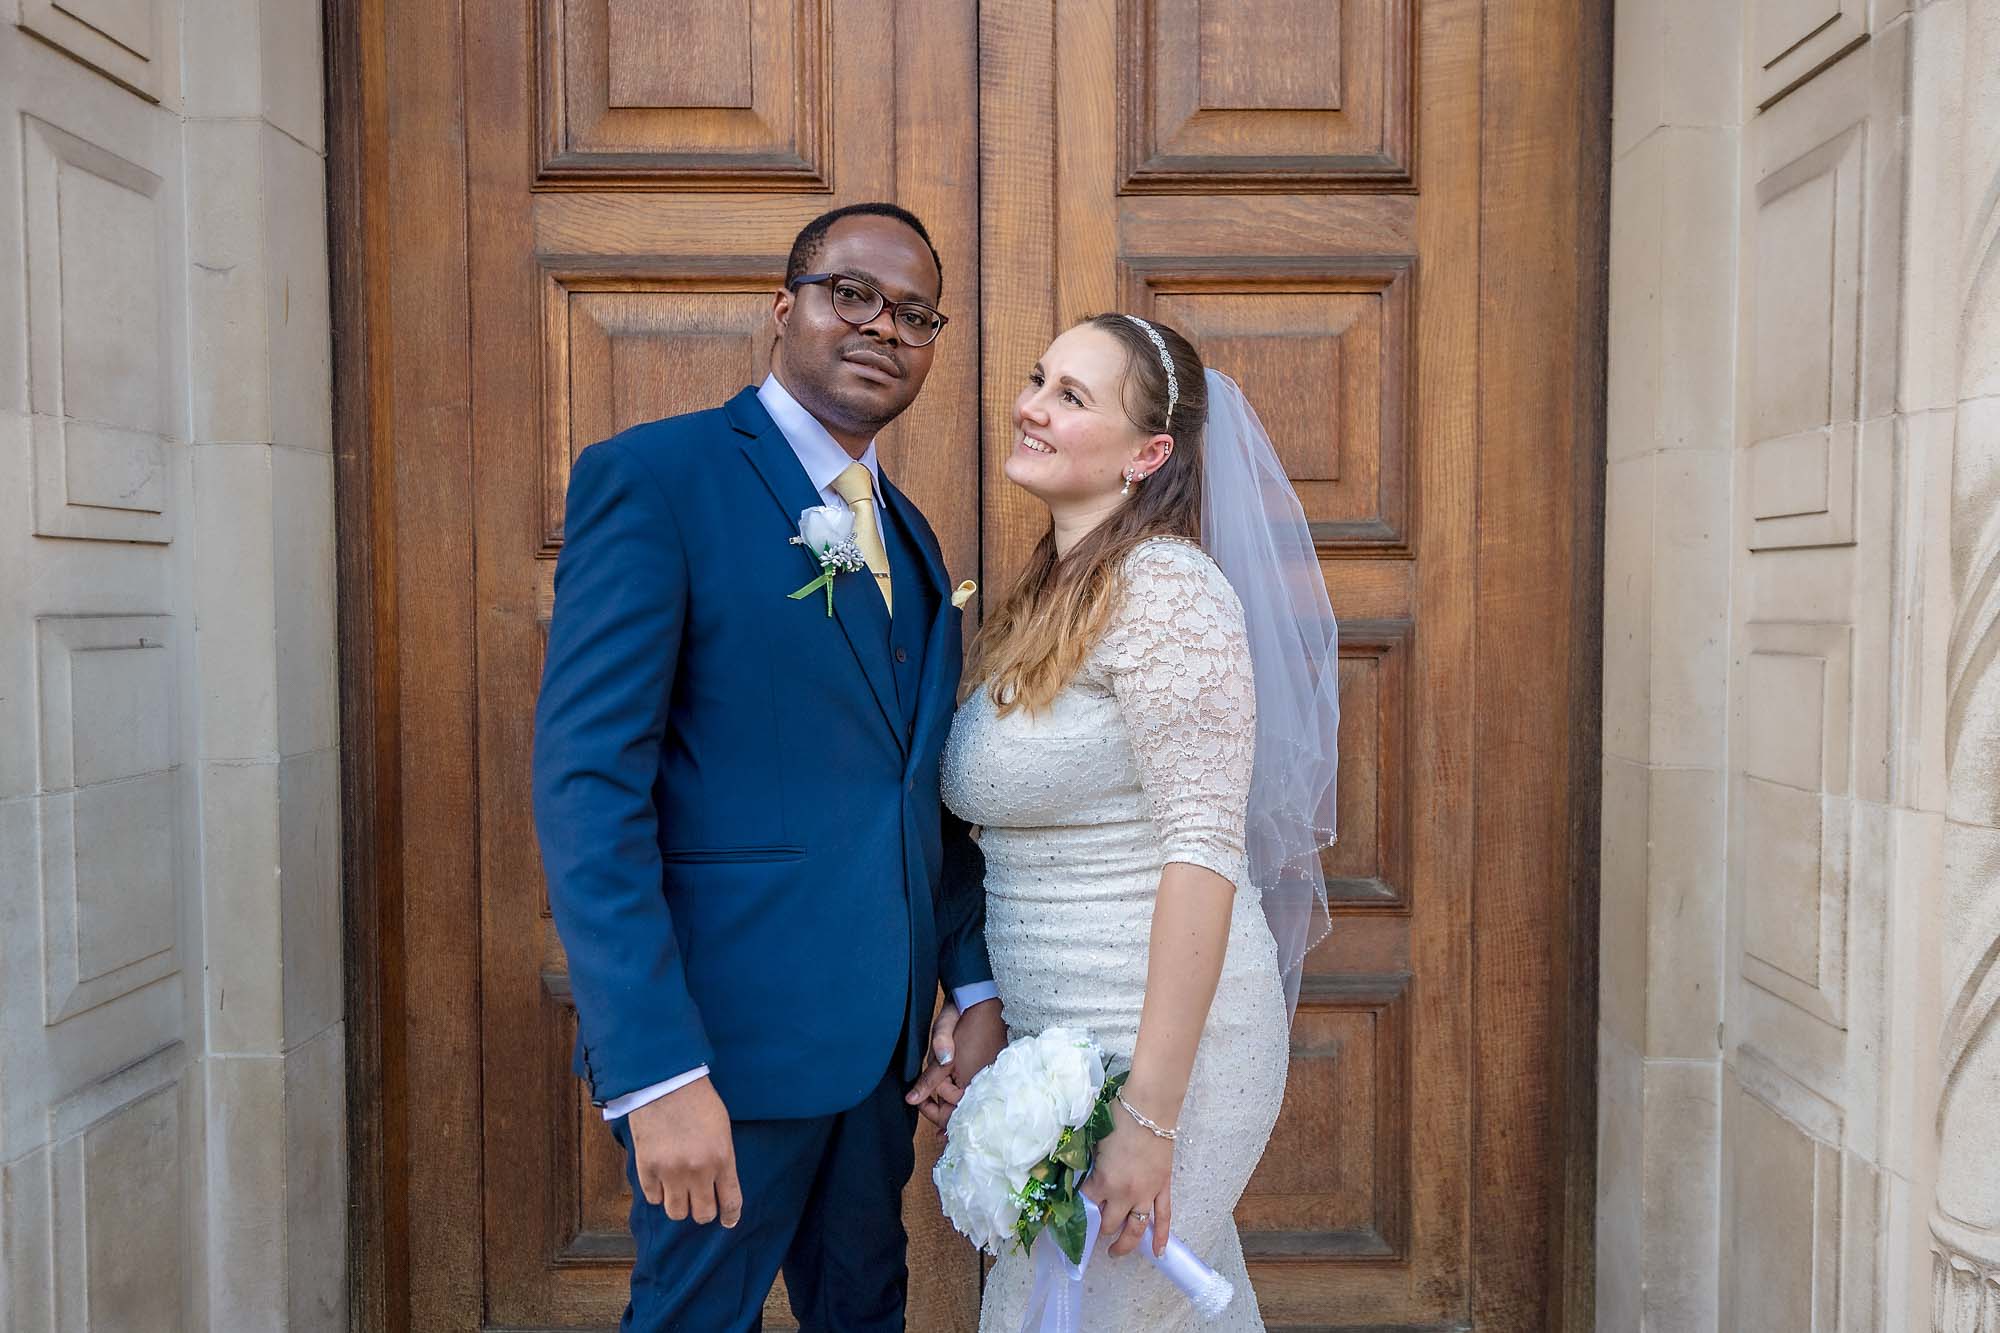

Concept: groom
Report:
left=532, top=202, right=1006, bottom=1331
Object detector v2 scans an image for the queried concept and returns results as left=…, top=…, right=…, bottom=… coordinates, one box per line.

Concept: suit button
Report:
left=894, top=646, right=909, bottom=663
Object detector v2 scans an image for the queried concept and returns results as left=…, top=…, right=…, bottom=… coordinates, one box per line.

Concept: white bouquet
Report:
left=933, top=1027, right=1113, bottom=1259
left=932, top=1028, right=1235, bottom=1328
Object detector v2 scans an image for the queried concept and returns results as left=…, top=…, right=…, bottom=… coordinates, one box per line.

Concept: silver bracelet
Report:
left=1116, top=1093, right=1182, bottom=1143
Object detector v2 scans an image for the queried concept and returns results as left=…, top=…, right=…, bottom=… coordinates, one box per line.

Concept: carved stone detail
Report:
left=1935, top=1217, right=2000, bottom=1333
left=1932, top=5, right=2000, bottom=1320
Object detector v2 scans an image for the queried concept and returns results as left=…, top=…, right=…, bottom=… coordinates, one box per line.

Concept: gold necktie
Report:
left=832, top=462, right=893, bottom=615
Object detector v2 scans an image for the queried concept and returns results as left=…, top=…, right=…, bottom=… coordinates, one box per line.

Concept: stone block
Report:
left=205, top=1054, right=287, bottom=1329
left=1745, top=541, right=1856, bottom=626
left=1727, top=1075, right=1839, bottom=1331
left=1661, top=0, right=1744, bottom=129
left=1613, top=0, right=1664, bottom=158
left=1642, top=1059, right=1722, bottom=1327
left=1, top=1147, right=56, bottom=1332
left=1596, top=1025, right=1644, bottom=1331
left=262, top=128, right=332, bottom=455
left=187, top=120, right=271, bottom=446
left=193, top=444, right=278, bottom=760
left=279, top=748, right=341, bottom=1047
left=1901, top=1, right=1967, bottom=416
left=39, top=1044, right=191, bottom=1333
left=182, top=0, right=263, bottom=121
left=262, top=0, right=326, bottom=152
left=70, top=1076, right=186, bottom=1330
left=1607, top=137, right=1664, bottom=463
left=17, top=0, right=183, bottom=105
left=1601, top=755, right=1650, bottom=1048
left=1901, top=410, right=1956, bottom=816
left=285, top=1023, right=347, bottom=1330
left=201, top=759, right=284, bottom=1055
left=273, top=446, right=338, bottom=757
left=1657, top=129, right=1739, bottom=454
left=1646, top=767, right=1727, bottom=1059
left=1604, top=456, right=1654, bottom=762
left=33, top=615, right=184, bottom=1024
left=1648, top=449, right=1731, bottom=767
left=19, top=101, right=184, bottom=543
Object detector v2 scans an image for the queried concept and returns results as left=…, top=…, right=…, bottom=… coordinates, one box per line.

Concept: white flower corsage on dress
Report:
left=787, top=505, right=868, bottom=616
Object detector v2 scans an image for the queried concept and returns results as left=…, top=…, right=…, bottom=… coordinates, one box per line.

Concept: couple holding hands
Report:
left=532, top=202, right=1339, bottom=1331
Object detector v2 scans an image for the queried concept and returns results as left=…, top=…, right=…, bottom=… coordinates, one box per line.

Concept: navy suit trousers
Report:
left=611, top=1061, right=921, bottom=1332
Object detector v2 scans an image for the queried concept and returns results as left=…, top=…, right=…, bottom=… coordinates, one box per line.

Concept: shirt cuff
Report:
left=601, top=1065, right=710, bottom=1121
left=952, top=982, right=1000, bottom=1013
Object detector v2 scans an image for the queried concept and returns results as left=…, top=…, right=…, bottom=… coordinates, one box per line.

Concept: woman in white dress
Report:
left=932, top=313, right=1338, bottom=1331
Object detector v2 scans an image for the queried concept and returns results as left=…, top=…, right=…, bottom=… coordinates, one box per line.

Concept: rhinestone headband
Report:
left=1123, top=314, right=1179, bottom=428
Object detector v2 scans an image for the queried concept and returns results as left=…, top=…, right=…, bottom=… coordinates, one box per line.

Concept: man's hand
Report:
left=907, top=998, right=1008, bottom=1128
left=627, top=1077, right=741, bottom=1228
left=950, top=998, right=1006, bottom=1083
left=907, top=1002, right=962, bottom=1126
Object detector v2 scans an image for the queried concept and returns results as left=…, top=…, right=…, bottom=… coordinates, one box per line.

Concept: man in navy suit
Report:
left=532, top=203, right=1006, bottom=1331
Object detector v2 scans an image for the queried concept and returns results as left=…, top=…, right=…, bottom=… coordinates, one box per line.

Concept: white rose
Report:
left=1027, top=1029, right=1106, bottom=1125
left=797, top=505, right=855, bottom=555
left=1000, top=1090, right=1066, bottom=1174
left=933, top=1148, right=1020, bottom=1252
left=967, top=1157, right=1024, bottom=1240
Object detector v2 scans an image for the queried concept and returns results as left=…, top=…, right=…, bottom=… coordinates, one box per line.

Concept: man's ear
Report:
left=771, top=287, right=793, bottom=336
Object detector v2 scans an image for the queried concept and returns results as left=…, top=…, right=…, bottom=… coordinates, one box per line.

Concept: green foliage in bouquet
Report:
left=1008, top=1068, right=1129, bottom=1265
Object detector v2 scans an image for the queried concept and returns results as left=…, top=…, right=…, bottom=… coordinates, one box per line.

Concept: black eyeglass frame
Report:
left=786, top=272, right=950, bottom=346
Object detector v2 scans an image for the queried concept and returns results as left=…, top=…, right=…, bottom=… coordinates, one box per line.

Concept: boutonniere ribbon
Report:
left=952, top=580, right=977, bottom=609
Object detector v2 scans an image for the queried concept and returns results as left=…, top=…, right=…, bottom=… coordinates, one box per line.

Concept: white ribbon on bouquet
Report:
left=1018, top=1194, right=1235, bottom=1331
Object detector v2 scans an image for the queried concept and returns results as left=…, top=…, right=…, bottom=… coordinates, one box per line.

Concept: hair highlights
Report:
left=965, top=314, right=1209, bottom=714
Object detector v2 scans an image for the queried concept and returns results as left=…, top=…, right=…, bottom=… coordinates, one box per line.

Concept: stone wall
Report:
left=1933, top=2, right=2000, bottom=1324
left=1602, top=0, right=1964, bottom=1327
left=0, top=2, right=344, bottom=1328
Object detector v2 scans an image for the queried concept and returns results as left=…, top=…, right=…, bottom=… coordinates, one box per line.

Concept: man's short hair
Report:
left=785, top=203, right=944, bottom=299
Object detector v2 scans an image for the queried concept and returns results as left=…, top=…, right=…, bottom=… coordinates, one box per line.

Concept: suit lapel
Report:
left=882, top=476, right=963, bottom=766
left=726, top=387, right=903, bottom=747
left=880, top=475, right=949, bottom=607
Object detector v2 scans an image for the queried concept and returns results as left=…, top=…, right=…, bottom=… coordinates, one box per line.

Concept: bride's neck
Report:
left=1050, top=497, right=1124, bottom=558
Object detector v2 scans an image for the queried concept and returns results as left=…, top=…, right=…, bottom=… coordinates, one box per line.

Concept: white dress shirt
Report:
left=601, top=376, right=997, bottom=1121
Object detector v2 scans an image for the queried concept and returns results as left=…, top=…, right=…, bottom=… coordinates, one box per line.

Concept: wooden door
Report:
left=339, top=1, right=986, bottom=1328
left=975, top=1, right=1604, bottom=1325
left=335, top=0, right=1605, bottom=1329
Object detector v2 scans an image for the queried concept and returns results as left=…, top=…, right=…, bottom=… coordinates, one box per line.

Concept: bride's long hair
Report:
left=964, top=313, right=1209, bottom=715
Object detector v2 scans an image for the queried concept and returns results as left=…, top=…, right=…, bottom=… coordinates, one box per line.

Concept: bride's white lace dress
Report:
left=942, top=537, right=1290, bottom=1332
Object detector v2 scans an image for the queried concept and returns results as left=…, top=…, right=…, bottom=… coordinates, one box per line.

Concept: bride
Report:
left=926, top=313, right=1339, bottom=1330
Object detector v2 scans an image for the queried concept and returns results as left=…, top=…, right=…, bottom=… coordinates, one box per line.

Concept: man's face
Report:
left=771, top=215, right=942, bottom=440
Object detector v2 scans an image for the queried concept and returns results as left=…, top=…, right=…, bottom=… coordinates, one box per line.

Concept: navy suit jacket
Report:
left=531, top=386, right=992, bottom=1120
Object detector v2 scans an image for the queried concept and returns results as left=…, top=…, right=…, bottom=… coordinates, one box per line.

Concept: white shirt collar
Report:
left=757, top=374, right=882, bottom=507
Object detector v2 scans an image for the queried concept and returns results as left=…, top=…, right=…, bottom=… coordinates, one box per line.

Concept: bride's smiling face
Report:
left=1006, top=325, right=1168, bottom=510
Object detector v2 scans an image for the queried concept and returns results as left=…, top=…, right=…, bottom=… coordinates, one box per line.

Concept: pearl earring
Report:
left=1122, top=466, right=1137, bottom=496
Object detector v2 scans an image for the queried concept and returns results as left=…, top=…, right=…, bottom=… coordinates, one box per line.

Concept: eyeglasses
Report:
left=787, top=273, right=949, bottom=347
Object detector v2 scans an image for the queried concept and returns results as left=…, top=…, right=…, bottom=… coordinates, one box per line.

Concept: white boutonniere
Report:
left=788, top=506, right=868, bottom=616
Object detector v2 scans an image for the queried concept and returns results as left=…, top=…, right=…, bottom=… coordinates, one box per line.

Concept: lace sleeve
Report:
left=1101, top=541, right=1257, bottom=883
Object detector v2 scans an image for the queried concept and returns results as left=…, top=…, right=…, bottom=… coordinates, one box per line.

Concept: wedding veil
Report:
left=1198, top=370, right=1339, bottom=1019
